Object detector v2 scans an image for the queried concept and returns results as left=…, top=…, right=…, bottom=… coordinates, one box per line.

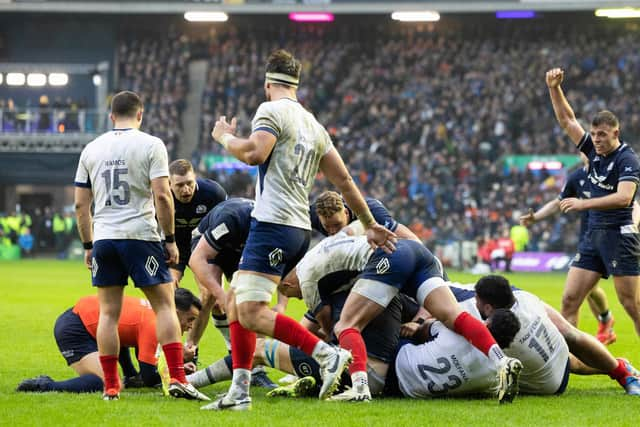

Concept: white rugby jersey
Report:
left=457, top=287, right=569, bottom=395
left=396, top=321, right=498, bottom=398
left=297, top=232, right=372, bottom=313
left=74, top=128, right=169, bottom=241
left=251, top=99, right=333, bottom=229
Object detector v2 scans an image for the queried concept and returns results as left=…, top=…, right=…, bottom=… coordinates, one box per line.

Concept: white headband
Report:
left=265, top=72, right=299, bottom=88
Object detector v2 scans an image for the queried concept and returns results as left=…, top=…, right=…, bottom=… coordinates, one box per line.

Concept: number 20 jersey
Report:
left=251, top=99, right=333, bottom=230
left=74, top=128, right=169, bottom=242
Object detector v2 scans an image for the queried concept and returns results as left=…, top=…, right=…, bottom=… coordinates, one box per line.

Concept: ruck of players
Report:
left=15, top=50, right=640, bottom=410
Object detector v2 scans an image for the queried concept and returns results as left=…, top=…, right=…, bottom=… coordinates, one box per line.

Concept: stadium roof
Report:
left=3, top=0, right=640, bottom=14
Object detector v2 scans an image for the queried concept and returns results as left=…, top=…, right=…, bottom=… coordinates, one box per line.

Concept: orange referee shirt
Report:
left=72, top=295, right=158, bottom=365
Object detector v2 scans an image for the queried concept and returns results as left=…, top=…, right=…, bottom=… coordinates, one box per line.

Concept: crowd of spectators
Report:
left=116, top=29, right=191, bottom=158
left=0, top=96, right=91, bottom=133
left=0, top=208, right=76, bottom=258
left=189, top=17, right=640, bottom=254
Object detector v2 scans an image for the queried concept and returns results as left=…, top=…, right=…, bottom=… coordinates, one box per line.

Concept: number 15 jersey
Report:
left=74, top=128, right=169, bottom=242
left=251, top=99, right=333, bottom=230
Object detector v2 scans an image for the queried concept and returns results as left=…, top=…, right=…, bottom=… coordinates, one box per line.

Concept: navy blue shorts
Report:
left=359, top=240, right=444, bottom=300
left=238, top=219, right=311, bottom=278
left=555, top=358, right=571, bottom=395
left=54, top=309, right=97, bottom=365
left=572, top=228, right=640, bottom=278
left=92, top=239, right=173, bottom=287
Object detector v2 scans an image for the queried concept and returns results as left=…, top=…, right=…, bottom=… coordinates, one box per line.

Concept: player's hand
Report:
left=183, top=343, right=197, bottom=362
left=519, top=208, right=536, bottom=227
left=184, top=362, right=197, bottom=375
left=559, top=197, right=584, bottom=213
left=84, top=249, right=92, bottom=270
left=400, top=322, right=420, bottom=338
left=164, top=241, right=179, bottom=265
left=546, top=68, right=564, bottom=88
left=211, top=116, right=238, bottom=144
left=365, top=222, right=397, bottom=254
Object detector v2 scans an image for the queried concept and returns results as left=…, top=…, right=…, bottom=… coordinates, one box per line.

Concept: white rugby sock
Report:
left=187, top=358, right=232, bottom=388
left=228, top=368, right=251, bottom=398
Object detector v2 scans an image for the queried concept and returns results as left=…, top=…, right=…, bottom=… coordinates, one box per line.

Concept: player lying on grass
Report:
left=268, top=275, right=640, bottom=398
left=187, top=287, right=520, bottom=400
left=447, top=275, right=640, bottom=396
left=16, top=289, right=202, bottom=395
left=277, top=227, right=522, bottom=403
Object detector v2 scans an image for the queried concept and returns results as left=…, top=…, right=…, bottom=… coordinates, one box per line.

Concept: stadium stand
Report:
left=192, top=16, right=640, bottom=255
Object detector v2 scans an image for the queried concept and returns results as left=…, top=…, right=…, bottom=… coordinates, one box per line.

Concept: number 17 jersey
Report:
left=251, top=99, right=333, bottom=230
left=74, top=128, right=169, bottom=242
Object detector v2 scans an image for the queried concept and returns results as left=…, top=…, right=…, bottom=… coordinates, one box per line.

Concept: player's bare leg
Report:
left=545, top=302, right=640, bottom=395
left=96, top=286, right=125, bottom=399
left=613, top=275, right=640, bottom=337
left=142, top=282, right=209, bottom=401
left=561, top=267, right=601, bottom=326
left=203, top=272, right=351, bottom=411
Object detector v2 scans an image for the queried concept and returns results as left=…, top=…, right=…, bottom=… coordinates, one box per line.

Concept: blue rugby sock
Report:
left=47, top=374, right=103, bottom=393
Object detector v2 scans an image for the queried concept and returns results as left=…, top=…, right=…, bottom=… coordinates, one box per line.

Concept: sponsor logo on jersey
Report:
left=376, top=257, right=390, bottom=274
left=145, top=256, right=159, bottom=276
left=269, top=248, right=284, bottom=268
left=176, top=218, right=202, bottom=228
left=211, top=222, right=230, bottom=240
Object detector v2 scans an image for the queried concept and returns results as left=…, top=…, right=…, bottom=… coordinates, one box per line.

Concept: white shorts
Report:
left=416, top=277, right=446, bottom=307
left=232, top=273, right=277, bottom=304
left=352, top=278, right=399, bottom=308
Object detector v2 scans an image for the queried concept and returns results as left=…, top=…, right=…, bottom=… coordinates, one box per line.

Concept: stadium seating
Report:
left=191, top=17, right=640, bottom=250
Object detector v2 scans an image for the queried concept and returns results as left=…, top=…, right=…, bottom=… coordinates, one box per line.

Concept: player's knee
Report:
left=334, top=320, right=359, bottom=338
left=236, top=302, right=263, bottom=330
left=561, top=291, right=582, bottom=311
left=619, top=296, right=640, bottom=318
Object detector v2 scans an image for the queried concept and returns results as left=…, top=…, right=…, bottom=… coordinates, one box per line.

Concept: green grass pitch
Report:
left=0, top=260, right=638, bottom=426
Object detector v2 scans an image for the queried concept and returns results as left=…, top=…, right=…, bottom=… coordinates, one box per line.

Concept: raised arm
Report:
left=211, top=116, right=277, bottom=166
left=546, top=68, right=586, bottom=145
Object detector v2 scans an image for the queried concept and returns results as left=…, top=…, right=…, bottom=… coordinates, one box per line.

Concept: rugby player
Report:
left=450, top=275, right=640, bottom=395
left=16, top=289, right=202, bottom=394
left=272, top=228, right=522, bottom=402
left=74, top=91, right=207, bottom=400
left=519, top=153, right=640, bottom=344
left=546, top=68, right=640, bottom=338
left=206, top=49, right=396, bottom=410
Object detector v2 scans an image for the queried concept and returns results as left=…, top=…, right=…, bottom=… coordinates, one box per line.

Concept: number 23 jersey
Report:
left=395, top=321, right=498, bottom=398
left=74, top=128, right=169, bottom=242
left=251, top=99, right=333, bottom=230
